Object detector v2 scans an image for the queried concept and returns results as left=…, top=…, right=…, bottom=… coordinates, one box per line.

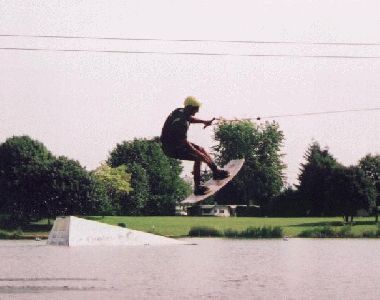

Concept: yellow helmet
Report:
left=184, top=96, right=202, bottom=108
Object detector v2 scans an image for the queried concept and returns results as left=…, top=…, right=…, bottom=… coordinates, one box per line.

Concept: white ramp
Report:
left=47, top=216, right=186, bottom=246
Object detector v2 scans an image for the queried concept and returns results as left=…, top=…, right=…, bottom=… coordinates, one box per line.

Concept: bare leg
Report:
left=193, top=159, right=212, bottom=195
left=196, top=146, right=218, bottom=171
left=198, top=147, right=214, bottom=164
left=193, top=160, right=201, bottom=188
left=196, top=146, right=229, bottom=180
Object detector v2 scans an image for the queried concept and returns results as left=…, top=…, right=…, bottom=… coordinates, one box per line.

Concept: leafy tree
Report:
left=358, top=154, right=380, bottom=221
left=297, top=142, right=341, bottom=216
left=328, top=166, right=376, bottom=222
left=108, top=138, right=191, bottom=215
left=0, top=136, right=54, bottom=223
left=298, top=144, right=376, bottom=220
left=212, top=120, right=285, bottom=209
left=93, top=163, right=132, bottom=213
left=120, top=163, right=149, bottom=215
left=46, top=156, right=111, bottom=218
left=0, top=136, right=111, bottom=224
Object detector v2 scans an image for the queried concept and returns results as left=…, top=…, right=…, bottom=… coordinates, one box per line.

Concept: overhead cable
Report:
left=217, top=107, right=380, bottom=122
left=1, top=47, right=380, bottom=59
left=1, top=33, right=380, bottom=46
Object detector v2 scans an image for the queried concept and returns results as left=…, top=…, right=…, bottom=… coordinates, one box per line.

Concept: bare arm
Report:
left=189, top=117, right=216, bottom=128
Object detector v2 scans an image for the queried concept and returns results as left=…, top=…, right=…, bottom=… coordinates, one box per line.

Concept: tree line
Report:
left=0, top=136, right=190, bottom=224
left=0, top=120, right=378, bottom=224
left=211, top=121, right=379, bottom=222
left=271, top=142, right=379, bottom=222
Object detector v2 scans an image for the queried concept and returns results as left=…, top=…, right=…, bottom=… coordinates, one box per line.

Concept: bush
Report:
left=0, top=231, right=9, bottom=239
left=299, top=226, right=336, bottom=238
left=224, top=228, right=240, bottom=238
left=188, top=226, right=222, bottom=237
left=189, top=226, right=283, bottom=238
left=0, top=229, right=23, bottom=240
left=337, top=226, right=353, bottom=238
left=361, top=225, right=380, bottom=238
left=223, top=226, right=283, bottom=238
left=242, top=227, right=261, bottom=238
left=271, top=226, right=284, bottom=238
left=117, top=223, right=127, bottom=228
left=241, top=226, right=283, bottom=238
left=362, top=230, right=377, bottom=238
left=299, top=225, right=380, bottom=238
left=297, top=225, right=353, bottom=238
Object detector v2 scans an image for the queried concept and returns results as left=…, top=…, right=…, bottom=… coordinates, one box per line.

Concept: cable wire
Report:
left=217, top=107, right=380, bottom=122
left=1, top=33, right=380, bottom=46
left=1, top=47, right=380, bottom=59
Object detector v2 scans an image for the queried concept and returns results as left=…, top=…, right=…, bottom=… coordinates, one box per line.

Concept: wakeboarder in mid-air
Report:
left=160, top=96, right=230, bottom=196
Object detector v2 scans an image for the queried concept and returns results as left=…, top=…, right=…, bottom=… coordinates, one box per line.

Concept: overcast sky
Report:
left=1, top=0, right=379, bottom=185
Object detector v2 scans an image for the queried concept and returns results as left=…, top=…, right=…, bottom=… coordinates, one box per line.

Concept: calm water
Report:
left=0, top=238, right=380, bottom=299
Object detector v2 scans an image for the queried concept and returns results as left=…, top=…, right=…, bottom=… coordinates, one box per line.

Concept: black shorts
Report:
left=162, top=142, right=202, bottom=161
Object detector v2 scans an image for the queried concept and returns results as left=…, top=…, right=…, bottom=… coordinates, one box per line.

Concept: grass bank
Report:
left=1, top=216, right=379, bottom=239
left=95, top=216, right=379, bottom=238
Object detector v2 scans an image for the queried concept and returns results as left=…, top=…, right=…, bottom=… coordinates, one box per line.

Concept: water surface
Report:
left=0, top=238, right=379, bottom=299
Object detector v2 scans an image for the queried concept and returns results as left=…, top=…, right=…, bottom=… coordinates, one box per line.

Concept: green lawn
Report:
left=0, top=216, right=379, bottom=239
left=92, top=216, right=378, bottom=238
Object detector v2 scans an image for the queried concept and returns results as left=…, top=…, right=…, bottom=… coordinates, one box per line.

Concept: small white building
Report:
left=198, top=205, right=232, bottom=217
left=187, top=205, right=233, bottom=217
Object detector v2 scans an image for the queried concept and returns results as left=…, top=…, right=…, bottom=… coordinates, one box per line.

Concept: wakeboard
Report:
left=181, top=159, right=245, bottom=205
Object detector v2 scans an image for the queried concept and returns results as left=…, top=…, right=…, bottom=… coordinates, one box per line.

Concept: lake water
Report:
left=1, top=238, right=380, bottom=299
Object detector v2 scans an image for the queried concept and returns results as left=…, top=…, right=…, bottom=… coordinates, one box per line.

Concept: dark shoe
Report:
left=213, top=169, right=230, bottom=180
left=194, top=185, right=211, bottom=196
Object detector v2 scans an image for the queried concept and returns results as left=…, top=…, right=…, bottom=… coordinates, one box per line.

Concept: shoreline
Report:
left=1, top=216, right=380, bottom=240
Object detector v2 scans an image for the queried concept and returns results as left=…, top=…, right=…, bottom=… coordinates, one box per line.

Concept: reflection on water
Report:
left=1, top=238, right=380, bottom=299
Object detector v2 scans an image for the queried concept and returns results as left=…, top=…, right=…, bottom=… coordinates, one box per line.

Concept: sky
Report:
left=1, top=0, right=379, bottom=185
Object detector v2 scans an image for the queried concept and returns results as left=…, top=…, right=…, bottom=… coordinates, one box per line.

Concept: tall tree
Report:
left=297, top=142, right=341, bottom=216
left=0, top=136, right=54, bottom=223
left=45, top=156, right=111, bottom=218
left=358, top=154, right=380, bottom=221
left=328, top=166, right=376, bottom=222
left=213, top=120, right=285, bottom=208
left=0, top=136, right=111, bottom=224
